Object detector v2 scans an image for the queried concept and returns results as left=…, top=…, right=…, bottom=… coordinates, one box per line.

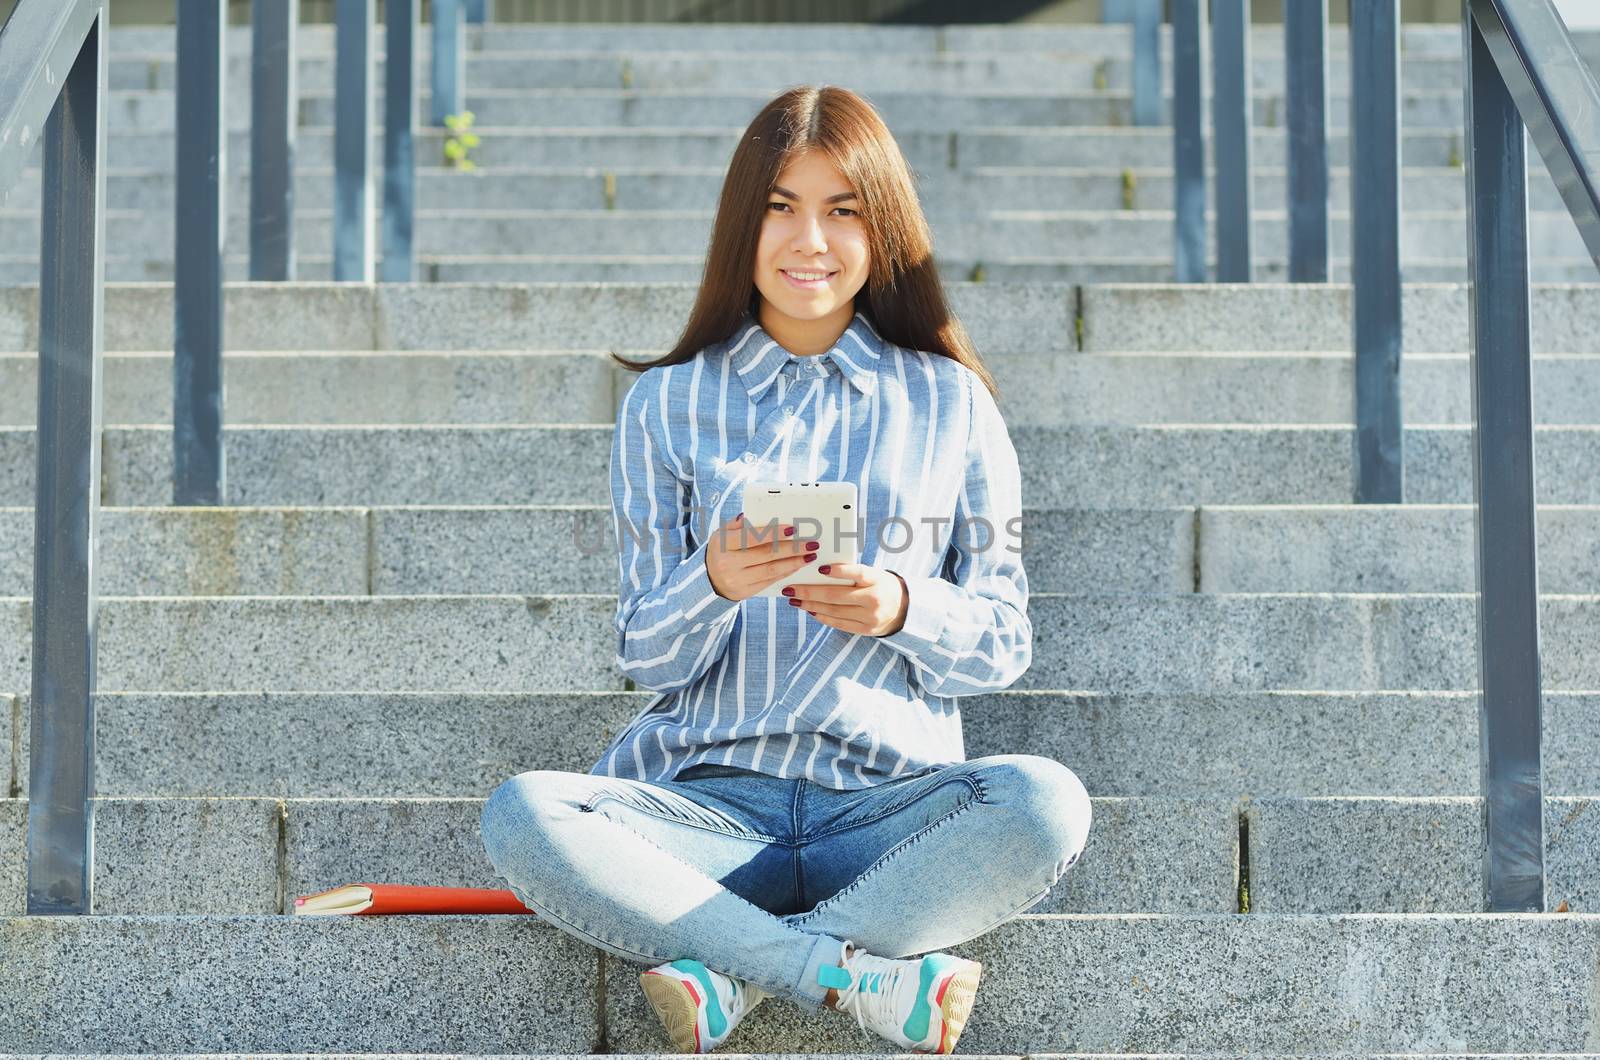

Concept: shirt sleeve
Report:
left=877, top=368, right=1032, bottom=696
left=611, top=369, right=741, bottom=693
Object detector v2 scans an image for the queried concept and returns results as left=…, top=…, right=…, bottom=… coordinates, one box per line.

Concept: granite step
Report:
left=4, top=791, right=1598, bottom=915
left=0, top=791, right=1238, bottom=916
left=91, top=86, right=1478, bottom=132
left=97, top=21, right=1549, bottom=54
left=3, top=163, right=1571, bottom=215
left=0, top=206, right=1583, bottom=261
left=3, top=282, right=1593, bottom=356
left=0, top=913, right=1596, bottom=1052
left=1, top=593, right=1597, bottom=693
left=2, top=503, right=1599, bottom=597
left=100, top=50, right=1481, bottom=94
left=8, top=254, right=1595, bottom=285
left=14, top=125, right=1471, bottom=172
left=7, top=349, right=1600, bottom=428
left=8, top=690, right=1600, bottom=800
left=5, top=422, right=1600, bottom=508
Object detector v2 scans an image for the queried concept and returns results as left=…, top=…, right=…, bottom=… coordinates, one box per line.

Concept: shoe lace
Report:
left=836, top=952, right=907, bottom=1039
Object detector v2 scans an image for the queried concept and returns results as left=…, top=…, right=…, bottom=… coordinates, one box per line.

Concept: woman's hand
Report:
left=706, top=512, right=820, bottom=602
left=781, top=562, right=909, bottom=637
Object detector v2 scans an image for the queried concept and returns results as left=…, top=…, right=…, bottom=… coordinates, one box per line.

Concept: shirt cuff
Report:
left=679, top=539, right=743, bottom=627
left=877, top=571, right=951, bottom=658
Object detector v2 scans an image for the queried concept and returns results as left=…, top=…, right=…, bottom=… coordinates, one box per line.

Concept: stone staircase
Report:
left=3, top=17, right=1600, bottom=1058
left=2, top=21, right=1598, bottom=283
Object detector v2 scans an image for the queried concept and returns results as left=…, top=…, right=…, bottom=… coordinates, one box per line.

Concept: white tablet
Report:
left=738, top=479, right=861, bottom=598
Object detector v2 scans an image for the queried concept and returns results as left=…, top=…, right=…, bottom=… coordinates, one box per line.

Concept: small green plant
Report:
left=620, top=59, right=634, bottom=89
left=1092, top=58, right=1110, bottom=91
left=603, top=171, right=618, bottom=210
left=1121, top=168, right=1137, bottom=210
left=443, top=110, right=480, bottom=171
left=1448, top=135, right=1463, bottom=169
left=969, top=262, right=986, bottom=282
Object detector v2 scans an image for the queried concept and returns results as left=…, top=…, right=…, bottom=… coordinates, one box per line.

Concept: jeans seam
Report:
left=791, top=778, right=805, bottom=909
left=582, top=790, right=783, bottom=843
left=958, top=882, right=1053, bottom=943
left=804, top=774, right=984, bottom=842
left=786, top=782, right=984, bottom=926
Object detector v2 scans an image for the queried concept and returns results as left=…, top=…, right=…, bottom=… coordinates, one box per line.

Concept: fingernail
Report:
left=788, top=598, right=802, bottom=606
left=783, top=527, right=795, bottom=537
left=818, top=565, right=830, bottom=574
left=782, top=587, right=795, bottom=597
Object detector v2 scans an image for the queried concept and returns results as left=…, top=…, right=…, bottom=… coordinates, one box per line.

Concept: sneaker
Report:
left=818, top=938, right=983, bottom=1054
left=640, top=957, right=769, bottom=1053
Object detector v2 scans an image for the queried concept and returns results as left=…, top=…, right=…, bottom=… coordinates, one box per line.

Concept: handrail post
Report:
left=334, top=0, right=375, bottom=281
left=383, top=0, right=418, bottom=282
left=1131, top=0, right=1161, bottom=126
left=1172, top=0, right=1206, bottom=282
left=1211, top=0, right=1252, bottom=281
left=1350, top=0, right=1403, bottom=502
left=1285, top=0, right=1329, bottom=282
left=1462, top=5, right=1545, bottom=913
left=431, top=0, right=463, bottom=127
left=249, top=0, right=296, bottom=281
left=27, top=3, right=106, bottom=916
left=174, top=0, right=226, bottom=506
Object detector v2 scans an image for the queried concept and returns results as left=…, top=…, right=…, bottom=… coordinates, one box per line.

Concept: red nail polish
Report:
left=818, top=565, right=830, bottom=574
left=788, top=598, right=802, bottom=606
left=782, top=587, right=795, bottom=597
left=784, top=527, right=795, bottom=537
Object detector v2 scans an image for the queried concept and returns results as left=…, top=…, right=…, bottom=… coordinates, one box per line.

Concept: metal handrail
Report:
left=0, top=0, right=102, bottom=203
left=1473, top=0, right=1600, bottom=261
left=1461, top=0, right=1600, bottom=913
left=0, top=0, right=107, bottom=916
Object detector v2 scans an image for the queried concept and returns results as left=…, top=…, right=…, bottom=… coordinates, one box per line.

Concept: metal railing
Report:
left=1461, top=0, right=1600, bottom=912
left=1161, top=0, right=1599, bottom=912
left=0, top=0, right=107, bottom=916
left=10, top=0, right=463, bottom=913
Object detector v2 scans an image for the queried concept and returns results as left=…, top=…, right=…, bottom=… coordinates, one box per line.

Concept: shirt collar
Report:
left=726, top=310, right=883, bottom=402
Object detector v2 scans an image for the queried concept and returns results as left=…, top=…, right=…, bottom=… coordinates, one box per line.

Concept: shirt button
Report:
left=783, top=404, right=795, bottom=415
left=741, top=452, right=755, bottom=464
left=708, top=490, right=720, bottom=503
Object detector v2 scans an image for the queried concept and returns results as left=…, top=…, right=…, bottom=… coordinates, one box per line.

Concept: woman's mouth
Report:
left=781, top=268, right=836, bottom=290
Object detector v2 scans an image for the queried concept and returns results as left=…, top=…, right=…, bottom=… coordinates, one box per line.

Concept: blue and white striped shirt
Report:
left=588, top=308, right=1031, bottom=790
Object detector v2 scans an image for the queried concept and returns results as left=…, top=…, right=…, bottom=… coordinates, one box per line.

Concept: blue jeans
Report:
left=478, top=752, right=1093, bottom=1010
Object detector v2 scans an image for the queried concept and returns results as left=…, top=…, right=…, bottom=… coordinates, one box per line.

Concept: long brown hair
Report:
left=610, top=84, right=1000, bottom=403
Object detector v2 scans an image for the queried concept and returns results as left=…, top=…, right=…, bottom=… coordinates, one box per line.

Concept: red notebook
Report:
left=294, top=883, right=539, bottom=916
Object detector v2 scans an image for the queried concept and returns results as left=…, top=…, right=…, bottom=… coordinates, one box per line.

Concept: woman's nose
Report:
left=791, top=215, right=827, bottom=252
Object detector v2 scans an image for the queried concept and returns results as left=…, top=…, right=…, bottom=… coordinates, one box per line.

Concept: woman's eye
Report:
left=765, top=202, right=857, bottom=216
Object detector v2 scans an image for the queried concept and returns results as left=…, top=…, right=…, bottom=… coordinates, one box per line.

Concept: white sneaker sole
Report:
left=915, top=959, right=983, bottom=1055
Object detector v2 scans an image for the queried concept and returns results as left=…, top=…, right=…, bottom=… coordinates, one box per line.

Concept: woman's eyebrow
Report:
left=770, top=185, right=858, bottom=204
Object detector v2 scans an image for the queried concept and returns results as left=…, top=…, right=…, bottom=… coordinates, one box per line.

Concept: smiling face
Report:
left=751, top=149, right=871, bottom=354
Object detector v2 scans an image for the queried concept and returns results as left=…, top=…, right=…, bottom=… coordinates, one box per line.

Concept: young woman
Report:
left=479, top=85, right=1092, bottom=1055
